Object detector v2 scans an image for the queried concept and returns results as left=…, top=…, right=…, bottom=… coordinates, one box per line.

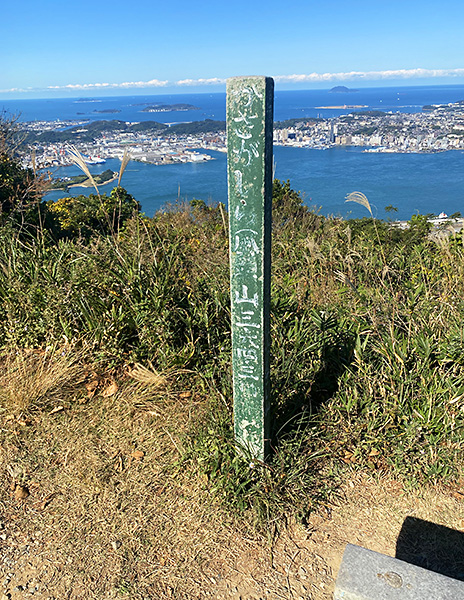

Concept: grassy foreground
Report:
left=0, top=179, right=463, bottom=596
left=1, top=181, right=464, bottom=488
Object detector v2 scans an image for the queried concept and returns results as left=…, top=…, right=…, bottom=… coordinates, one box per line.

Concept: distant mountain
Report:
left=329, top=86, right=358, bottom=93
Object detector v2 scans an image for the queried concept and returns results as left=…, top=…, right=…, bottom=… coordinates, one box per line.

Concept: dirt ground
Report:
left=0, top=354, right=463, bottom=599
left=1, top=472, right=463, bottom=600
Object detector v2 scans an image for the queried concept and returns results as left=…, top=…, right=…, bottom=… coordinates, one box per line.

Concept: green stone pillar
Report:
left=226, top=76, right=274, bottom=460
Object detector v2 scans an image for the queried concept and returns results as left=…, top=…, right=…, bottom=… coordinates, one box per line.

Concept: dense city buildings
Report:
left=18, top=101, right=464, bottom=172
left=273, top=101, right=464, bottom=152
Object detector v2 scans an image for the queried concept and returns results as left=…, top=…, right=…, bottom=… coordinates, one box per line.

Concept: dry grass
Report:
left=118, top=149, right=131, bottom=187
left=0, top=347, right=86, bottom=414
left=0, top=355, right=246, bottom=598
left=67, top=145, right=100, bottom=197
left=0, top=352, right=463, bottom=600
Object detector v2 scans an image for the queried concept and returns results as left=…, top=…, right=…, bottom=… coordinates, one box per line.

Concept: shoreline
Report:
left=314, top=104, right=368, bottom=109
left=52, top=174, right=119, bottom=191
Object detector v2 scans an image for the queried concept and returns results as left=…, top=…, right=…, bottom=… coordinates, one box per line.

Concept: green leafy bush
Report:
left=46, top=186, right=140, bottom=238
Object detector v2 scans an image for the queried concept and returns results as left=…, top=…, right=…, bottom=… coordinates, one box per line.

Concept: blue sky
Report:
left=3, top=0, right=464, bottom=98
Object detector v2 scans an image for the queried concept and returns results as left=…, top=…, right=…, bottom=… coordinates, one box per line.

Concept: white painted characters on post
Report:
left=233, top=228, right=260, bottom=274
left=230, top=85, right=262, bottom=221
left=233, top=281, right=261, bottom=384
left=236, top=334, right=261, bottom=382
left=235, top=324, right=261, bottom=384
left=232, top=231, right=261, bottom=385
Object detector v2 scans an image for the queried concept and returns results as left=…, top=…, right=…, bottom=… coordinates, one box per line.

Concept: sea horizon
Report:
left=4, top=83, right=464, bottom=221
left=4, top=83, right=464, bottom=123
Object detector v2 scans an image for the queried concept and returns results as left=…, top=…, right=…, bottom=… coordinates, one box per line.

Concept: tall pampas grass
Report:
left=65, top=145, right=118, bottom=233
left=345, top=190, right=396, bottom=302
left=67, top=145, right=100, bottom=198
left=118, top=149, right=131, bottom=187
left=345, top=191, right=374, bottom=217
left=66, top=145, right=132, bottom=237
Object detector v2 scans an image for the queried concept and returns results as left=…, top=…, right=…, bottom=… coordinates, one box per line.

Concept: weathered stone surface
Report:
left=226, top=76, right=274, bottom=460
left=334, top=543, right=464, bottom=599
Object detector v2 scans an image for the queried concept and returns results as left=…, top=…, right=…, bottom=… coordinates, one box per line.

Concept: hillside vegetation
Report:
left=24, top=118, right=226, bottom=144
left=1, top=116, right=463, bottom=531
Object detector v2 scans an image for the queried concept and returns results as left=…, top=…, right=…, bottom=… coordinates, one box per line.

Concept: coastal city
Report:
left=17, top=99, right=464, bottom=173
left=274, top=100, right=464, bottom=152
left=20, top=120, right=226, bottom=169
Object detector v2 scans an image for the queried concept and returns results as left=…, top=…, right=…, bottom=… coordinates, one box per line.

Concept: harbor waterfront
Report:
left=4, top=85, right=464, bottom=220
left=44, top=146, right=464, bottom=221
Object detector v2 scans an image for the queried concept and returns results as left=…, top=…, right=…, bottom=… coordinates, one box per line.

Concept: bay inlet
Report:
left=7, top=85, right=464, bottom=220
left=45, top=146, right=464, bottom=221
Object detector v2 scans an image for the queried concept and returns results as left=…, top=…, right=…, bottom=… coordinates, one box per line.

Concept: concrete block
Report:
left=334, top=543, right=464, bottom=599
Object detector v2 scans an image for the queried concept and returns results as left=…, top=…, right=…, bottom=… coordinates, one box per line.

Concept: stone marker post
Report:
left=226, top=76, right=274, bottom=460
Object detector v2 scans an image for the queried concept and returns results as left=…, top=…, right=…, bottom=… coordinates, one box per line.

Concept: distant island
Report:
left=93, top=109, right=121, bottom=114
left=329, top=86, right=358, bottom=93
left=315, top=104, right=368, bottom=109
left=140, top=103, right=199, bottom=113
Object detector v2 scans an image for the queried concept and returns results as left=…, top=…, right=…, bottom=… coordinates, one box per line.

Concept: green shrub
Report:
left=46, top=186, right=140, bottom=239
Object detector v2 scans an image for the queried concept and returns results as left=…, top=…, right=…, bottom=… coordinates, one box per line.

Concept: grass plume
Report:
left=67, top=145, right=101, bottom=197
left=118, top=148, right=131, bottom=187
left=345, top=190, right=374, bottom=216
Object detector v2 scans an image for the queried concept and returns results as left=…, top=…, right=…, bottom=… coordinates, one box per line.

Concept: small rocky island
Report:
left=329, top=86, right=358, bottom=93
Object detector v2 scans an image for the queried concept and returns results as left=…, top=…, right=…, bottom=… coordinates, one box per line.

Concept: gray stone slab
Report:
left=334, top=544, right=464, bottom=599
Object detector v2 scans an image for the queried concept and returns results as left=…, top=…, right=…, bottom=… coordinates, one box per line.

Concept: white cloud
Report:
left=46, top=78, right=169, bottom=91
left=0, top=86, right=33, bottom=93
left=3, top=68, right=464, bottom=95
left=118, top=79, right=169, bottom=88
left=176, top=77, right=226, bottom=86
left=274, top=68, right=464, bottom=83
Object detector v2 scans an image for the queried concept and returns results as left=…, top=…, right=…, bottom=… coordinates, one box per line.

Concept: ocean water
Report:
left=44, top=147, right=464, bottom=221
left=3, top=85, right=464, bottom=220
left=4, top=84, right=464, bottom=123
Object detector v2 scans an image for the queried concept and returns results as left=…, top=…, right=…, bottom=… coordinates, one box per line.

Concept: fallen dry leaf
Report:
left=85, top=380, right=99, bottom=398
left=450, top=489, right=464, bottom=500
left=179, top=391, right=191, bottom=399
left=131, top=450, right=145, bottom=461
left=49, top=406, right=64, bottom=415
left=85, top=380, right=99, bottom=392
left=342, top=452, right=356, bottom=464
left=36, top=492, right=57, bottom=511
left=102, top=382, right=118, bottom=397
left=14, top=484, right=30, bottom=500
left=443, top=483, right=464, bottom=500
